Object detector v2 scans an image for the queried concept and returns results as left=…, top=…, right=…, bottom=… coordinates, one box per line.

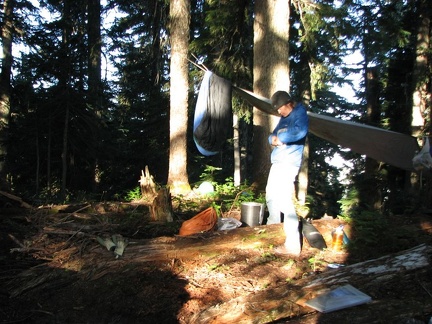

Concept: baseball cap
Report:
left=271, top=91, right=293, bottom=110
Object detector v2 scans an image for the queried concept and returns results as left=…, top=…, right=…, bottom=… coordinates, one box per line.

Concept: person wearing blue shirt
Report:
left=266, top=90, right=309, bottom=256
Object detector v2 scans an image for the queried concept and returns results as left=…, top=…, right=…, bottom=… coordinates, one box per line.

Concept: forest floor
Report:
left=1, top=198, right=432, bottom=324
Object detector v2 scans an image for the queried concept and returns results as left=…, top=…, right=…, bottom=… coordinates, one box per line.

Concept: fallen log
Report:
left=190, top=243, right=432, bottom=323
left=91, top=217, right=344, bottom=264
left=0, top=190, right=33, bottom=209
left=82, top=220, right=346, bottom=267
left=106, top=224, right=286, bottom=262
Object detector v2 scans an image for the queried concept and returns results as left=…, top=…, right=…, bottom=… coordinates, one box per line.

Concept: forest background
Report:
left=1, top=0, right=431, bottom=220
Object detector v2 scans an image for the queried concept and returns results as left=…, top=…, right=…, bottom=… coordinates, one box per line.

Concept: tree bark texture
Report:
left=139, top=166, right=157, bottom=201
left=411, top=0, right=431, bottom=136
left=253, top=0, right=290, bottom=188
left=87, top=0, right=103, bottom=192
left=168, top=0, right=191, bottom=195
left=150, top=187, right=173, bottom=222
left=362, top=67, right=382, bottom=211
left=0, top=0, right=14, bottom=181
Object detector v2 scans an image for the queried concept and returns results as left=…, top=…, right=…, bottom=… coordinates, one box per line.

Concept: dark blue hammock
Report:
left=193, top=71, right=232, bottom=156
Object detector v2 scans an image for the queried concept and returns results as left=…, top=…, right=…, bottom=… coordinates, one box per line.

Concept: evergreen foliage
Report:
left=1, top=0, right=430, bottom=215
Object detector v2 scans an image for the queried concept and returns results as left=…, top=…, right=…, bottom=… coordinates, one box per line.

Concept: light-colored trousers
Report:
left=266, top=162, right=301, bottom=252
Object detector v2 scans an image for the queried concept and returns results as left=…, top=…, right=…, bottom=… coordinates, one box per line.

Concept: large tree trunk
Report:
left=411, top=0, right=430, bottom=137
left=361, top=67, right=382, bottom=211
left=59, top=0, right=72, bottom=200
left=167, top=0, right=191, bottom=195
left=0, top=0, right=14, bottom=187
left=87, top=0, right=102, bottom=193
left=87, top=0, right=102, bottom=104
left=252, top=0, right=290, bottom=188
left=385, top=50, right=416, bottom=210
left=412, top=0, right=432, bottom=210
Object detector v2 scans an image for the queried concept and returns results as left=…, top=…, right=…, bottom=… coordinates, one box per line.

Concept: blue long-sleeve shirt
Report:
left=268, top=103, right=309, bottom=167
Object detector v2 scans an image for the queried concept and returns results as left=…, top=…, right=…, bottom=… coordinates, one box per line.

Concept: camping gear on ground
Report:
left=112, top=234, right=128, bottom=257
left=217, top=217, right=242, bottom=231
left=96, top=236, right=116, bottom=251
left=193, top=70, right=233, bottom=156
left=96, top=234, right=129, bottom=258
left=196, top=181, right=214, bottom=195
left=179, top=207, right=218, bottom=236
left=240, top=202, right=264, bottom=227
left=300, top=217, right=327, bottom=250
left=304, top=284, right=372, bottom=313
left=332, top=225, right=345, bottom=251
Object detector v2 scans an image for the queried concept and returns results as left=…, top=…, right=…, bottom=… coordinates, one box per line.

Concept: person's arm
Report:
left=270, top=135, right=284, bottom=146
left=276, top=108, right=308, bottom=144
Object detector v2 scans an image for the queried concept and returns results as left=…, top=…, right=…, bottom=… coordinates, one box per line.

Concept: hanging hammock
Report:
left=232, top=86, right=419, bottom=171
left=193, top=70, right=419, bottom=170
left=193, top=71, right=233, bottom=156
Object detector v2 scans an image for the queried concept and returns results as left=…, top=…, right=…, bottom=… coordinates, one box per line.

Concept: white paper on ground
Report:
left=304, top=284, right=372, bottom=313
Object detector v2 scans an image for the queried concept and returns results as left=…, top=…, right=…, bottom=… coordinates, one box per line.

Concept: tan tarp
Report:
left=233, top=86, right=419, bottom=171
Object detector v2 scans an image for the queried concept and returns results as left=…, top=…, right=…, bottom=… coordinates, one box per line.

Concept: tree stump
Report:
left=150, top=187, right=173, bottom=222
left=138, top=166, right=157, bottom=202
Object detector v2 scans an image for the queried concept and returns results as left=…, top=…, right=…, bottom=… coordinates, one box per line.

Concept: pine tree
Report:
left=167, top=0, right=191, bottom=194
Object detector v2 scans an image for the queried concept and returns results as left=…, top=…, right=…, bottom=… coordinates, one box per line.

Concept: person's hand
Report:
left=271, top=135, right=283, bottom=146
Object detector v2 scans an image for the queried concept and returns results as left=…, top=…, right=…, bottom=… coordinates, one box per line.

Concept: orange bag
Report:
left=179, top=207, right=218, bottom=236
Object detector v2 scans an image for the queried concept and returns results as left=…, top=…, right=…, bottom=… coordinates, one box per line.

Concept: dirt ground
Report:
left=1, top=202, right=432, bottom=324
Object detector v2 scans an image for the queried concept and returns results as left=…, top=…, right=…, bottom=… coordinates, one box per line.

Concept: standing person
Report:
left=266, top=90, right=309, bottom=256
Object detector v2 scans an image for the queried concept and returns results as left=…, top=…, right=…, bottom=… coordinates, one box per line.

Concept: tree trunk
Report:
left=412, top=0, right=432, bottom=209
left=297, top=138, right=309, bottom=205
left=298, top=60, right=312, bottom=207
left=385, top=28, right=416, bottom=211
left=361, top=67, right=382, bottom=211
left=233, top=114, right=241, bottom=186
left=47, top=114, right=52, bottom=196
left=87, top=0, right=102, bottom=106
left=253, top=0, right=290, bottom=189
left=60, top=0, right=72, bottom=200
left=411, top=0, right=430, bottom=137
left=167, top=0, right=191, bottom=195
left=87, top=0, right=102, bottom=193
left=61, top=105, right=69, bottom=199
left=0, top=0, right=14, bottom=187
